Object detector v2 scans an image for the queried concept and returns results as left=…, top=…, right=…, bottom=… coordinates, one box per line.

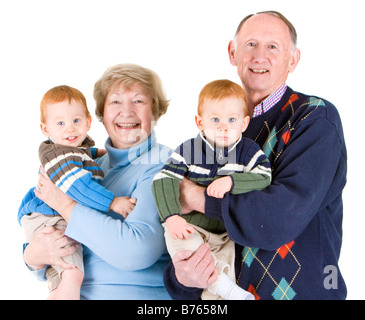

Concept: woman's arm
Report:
left=36, top=167, right=167, bottom=271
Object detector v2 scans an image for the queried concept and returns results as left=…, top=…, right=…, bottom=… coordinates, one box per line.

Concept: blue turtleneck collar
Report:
left=105, top=131, right=156, bottom=167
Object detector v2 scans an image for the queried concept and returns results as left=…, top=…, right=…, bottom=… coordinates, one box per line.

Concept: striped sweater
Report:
left=152, top=132, right=271, bottom=233
left=18, top=137, right=114, bottom=224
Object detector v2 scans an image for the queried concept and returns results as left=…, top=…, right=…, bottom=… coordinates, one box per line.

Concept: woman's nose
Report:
left=118, top=103, right=135, bottom=116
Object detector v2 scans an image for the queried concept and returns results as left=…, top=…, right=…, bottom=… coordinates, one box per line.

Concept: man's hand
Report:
left=179, top=178, right=206, bottom=214
left=173, top=243, right=218, bottom=289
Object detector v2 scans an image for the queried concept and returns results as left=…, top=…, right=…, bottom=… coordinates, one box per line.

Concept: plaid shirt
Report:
left=252, top=84, right=287, bottom=118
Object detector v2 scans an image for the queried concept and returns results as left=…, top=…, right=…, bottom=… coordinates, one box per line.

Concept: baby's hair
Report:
left=198, top=79, right=247, bottom=115
left=40, top=85, right=89, bottom=122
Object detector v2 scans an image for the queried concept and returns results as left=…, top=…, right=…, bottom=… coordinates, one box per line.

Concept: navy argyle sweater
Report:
left=164, top=87, right=347, bottom=300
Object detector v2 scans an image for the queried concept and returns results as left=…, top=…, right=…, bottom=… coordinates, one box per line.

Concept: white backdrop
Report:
left=0, top=0, right=363, bottom=300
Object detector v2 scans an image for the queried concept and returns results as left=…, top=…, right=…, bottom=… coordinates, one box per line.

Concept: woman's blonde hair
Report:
left=94, top=63, right=169, bottom=122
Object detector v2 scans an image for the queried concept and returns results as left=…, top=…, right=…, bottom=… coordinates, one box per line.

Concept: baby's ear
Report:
left=87, top=116, right=92, bottom=130
left=241, top=115, right=250, bottom=133
left=40, top=122, right=50, bottom=137
left=195, top=114, right=204, bottom=131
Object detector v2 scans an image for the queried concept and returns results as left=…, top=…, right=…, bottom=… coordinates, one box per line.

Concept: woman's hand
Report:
left=34, top=167, right=77, bottom=222
left=24, top=226, right=78, bottom=271
left=179, top=178, right=206, bottom=214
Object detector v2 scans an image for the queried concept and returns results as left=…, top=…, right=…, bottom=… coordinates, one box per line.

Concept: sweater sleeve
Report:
left=206, top=107, right=346, bottom=250
left=40, top=144, right=114, bottom=212
left=65, top=167, right=167, bottom=271
left=230, top=142, right=272, bottom=194
left=163, top=261, right=203, bottom=300
left=151, top=145, right=189, bottom=221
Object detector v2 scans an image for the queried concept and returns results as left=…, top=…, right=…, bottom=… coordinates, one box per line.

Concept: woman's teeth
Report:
left=116, top=123, right=139, bottom=128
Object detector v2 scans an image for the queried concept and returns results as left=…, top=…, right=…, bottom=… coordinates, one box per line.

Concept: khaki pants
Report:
left=21, top=212, right=83, bottom=292
left=163, top=223, right=236, bottom=300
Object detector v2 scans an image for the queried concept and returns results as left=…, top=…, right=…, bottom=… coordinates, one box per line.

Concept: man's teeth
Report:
left=251, top=69, right=268, bottom=73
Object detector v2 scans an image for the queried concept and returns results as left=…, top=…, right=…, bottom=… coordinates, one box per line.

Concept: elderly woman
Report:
left=22, top=64, right=172, bottom=299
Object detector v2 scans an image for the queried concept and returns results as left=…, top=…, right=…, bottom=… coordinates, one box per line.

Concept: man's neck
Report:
left=245, top=84, right=287, bottom=115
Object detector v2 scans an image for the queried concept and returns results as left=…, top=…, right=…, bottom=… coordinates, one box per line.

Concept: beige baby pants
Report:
left=163, top=223, right=236, bottom=300
left=21, top=212, right=84, bottom=292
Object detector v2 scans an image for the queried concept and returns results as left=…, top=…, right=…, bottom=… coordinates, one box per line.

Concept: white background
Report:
left=0, top=0, right=363, bottom=300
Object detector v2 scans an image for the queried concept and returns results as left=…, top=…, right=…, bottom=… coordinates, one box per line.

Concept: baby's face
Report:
left=40, top=99, right=91, bottom=147
left=196, top=96, right=249, bottom=148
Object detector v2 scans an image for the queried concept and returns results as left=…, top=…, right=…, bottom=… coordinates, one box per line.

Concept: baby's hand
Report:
left=166, top=215, right=195, bottom=240
left=207, top=176, right=233, bottom=198
left=110, top=197, right=137, bottom=219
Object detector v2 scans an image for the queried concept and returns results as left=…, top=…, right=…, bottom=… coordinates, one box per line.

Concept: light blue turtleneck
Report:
left=61, top=132, right=172, bottom=299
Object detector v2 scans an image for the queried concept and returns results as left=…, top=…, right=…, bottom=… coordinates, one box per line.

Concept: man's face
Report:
left=229, top=13, right=300, bottom=101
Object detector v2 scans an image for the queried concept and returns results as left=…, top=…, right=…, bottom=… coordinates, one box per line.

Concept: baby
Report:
left=152, top=80, right=272, bottom=300
left=18, top=85, right=136, bottom=299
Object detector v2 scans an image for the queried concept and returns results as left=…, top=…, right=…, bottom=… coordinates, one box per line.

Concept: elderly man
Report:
left=164, top=11, right=347, bottom=300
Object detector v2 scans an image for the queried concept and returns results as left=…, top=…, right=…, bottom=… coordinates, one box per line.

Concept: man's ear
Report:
left=289, top=48, right=301, bottom=73
left=195, top=114, right=204, bottom=131
left=40, top=122, right=50, bottom=137
left=228, top=40, right=238, bottom=66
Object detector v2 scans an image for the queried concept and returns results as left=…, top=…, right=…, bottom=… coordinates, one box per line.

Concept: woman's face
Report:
left=103, top=83, right=155, bottom=149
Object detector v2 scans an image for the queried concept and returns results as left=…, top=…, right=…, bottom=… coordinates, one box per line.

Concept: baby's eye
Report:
left=73, top=119, right=80, bottom=124
left=212, top=117, right=219, bottom=123
left=229, top=118, right=236, bottom=123
left=57, top=121, right=64, bottom=126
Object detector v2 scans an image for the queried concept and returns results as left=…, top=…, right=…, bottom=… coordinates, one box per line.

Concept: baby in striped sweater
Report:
left=152, top=80, right=272, bottom=300
left=20, top=85, right=136, bottom=299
